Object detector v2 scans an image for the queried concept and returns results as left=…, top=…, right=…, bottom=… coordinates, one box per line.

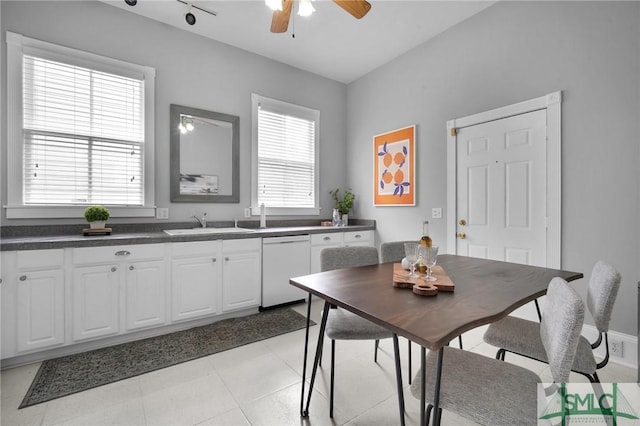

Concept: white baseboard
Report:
left=511, top=304, right=638, bottom=372
left=582, top=325, right=638, bottom=371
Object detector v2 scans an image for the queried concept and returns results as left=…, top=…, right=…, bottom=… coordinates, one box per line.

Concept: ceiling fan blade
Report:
left=271, top=0, right=294, bottom=33
left=332, top=0, right=372, bottom=19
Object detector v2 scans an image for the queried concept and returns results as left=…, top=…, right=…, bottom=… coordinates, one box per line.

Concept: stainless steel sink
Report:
left=164, top=227, right=256, bottom=236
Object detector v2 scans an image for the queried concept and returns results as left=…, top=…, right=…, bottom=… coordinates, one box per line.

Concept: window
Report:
left=251, top=94, right=319, bottom=215
left=6, top=32, right=155, bottom=218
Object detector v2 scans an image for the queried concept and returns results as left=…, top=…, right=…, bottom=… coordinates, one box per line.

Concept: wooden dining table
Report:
left=289, top=254, right=584, bottom=426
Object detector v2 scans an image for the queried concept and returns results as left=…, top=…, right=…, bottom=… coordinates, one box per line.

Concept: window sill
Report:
left=4, top=205, right=156, bottom=219
left=249, top=206, right=321, bottom=216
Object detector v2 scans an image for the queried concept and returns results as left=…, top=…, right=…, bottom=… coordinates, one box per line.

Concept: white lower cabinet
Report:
left=171, top=241, right=220, bottom=322
left=344, top=230, right=374, bottom=247
left=222, top=239, right=261, bottom=312
left=1, top=250, right=66, bottom=357
left=1, top=228, right=372, bottom=362
left=310, top=232, right=344, bottom=273
left=124, top=259, right=167, bottom=331
left=72, top=244, right=166, bottom=342
left=310, top=231, right=375, bottom=273
left=170, top=239, right=262, bottom=320
left=72, top=264, right=120, bottom=341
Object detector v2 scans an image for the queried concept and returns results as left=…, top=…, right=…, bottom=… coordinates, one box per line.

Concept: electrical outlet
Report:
left=244, top=207, right=251, bottom=218
left=156, top=208, right=169, bottom=220
left=610, top=338, right=623, bottom=357
left=432, top=207, right=442, bottom=219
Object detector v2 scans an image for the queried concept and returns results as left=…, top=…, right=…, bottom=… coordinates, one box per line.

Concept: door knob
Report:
left=457, top=232, right=466, bottom=239
left=458, top=219, right=467, bottom=226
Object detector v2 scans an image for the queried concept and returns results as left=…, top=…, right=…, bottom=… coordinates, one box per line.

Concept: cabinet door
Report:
left=171, top=256, right=219, bottom=321
left=72, top=265, right=120, bottom=341
left=125, top=260, right=166, bottom=331
left=1, top=253, right=17, bottom=359
left=16, top=268, right=65, bottom=352
left=222, top=247, right=261, bottom=312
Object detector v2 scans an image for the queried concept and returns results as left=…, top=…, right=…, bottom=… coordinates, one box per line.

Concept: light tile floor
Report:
left=1, top=299, right=637, bottom=426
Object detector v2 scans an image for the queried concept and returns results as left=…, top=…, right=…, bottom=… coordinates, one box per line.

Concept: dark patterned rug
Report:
left=20, top=308, right=313, bottom=408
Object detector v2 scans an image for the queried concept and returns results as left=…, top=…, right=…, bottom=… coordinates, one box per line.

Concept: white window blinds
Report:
left=257, top=102, right=317, bottom=208
left=22, top=54, right=145, bottom=205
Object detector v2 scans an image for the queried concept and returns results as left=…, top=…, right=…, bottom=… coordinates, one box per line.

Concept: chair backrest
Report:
left=587, top=261, right=621, bottom=333
left=320, top=246, right=379, bottom=272
left=380, top=240, right=417, bottom=263
left=540, top=277, right=585, bottom=383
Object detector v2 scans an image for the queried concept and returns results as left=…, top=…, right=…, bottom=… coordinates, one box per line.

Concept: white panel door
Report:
left=456, top=109, right=547, bottom=266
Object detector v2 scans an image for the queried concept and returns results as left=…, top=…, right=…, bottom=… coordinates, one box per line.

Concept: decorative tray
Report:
left=392, top=263, right=455, bottom=296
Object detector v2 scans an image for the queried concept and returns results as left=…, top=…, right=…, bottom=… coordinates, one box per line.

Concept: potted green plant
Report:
left=84, top=205, right=110, bottom=229
left=330, top=188, right=355, bottom=226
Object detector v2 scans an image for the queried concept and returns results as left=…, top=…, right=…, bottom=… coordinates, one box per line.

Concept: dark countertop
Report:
left=0, top=220, right=375, bottom=251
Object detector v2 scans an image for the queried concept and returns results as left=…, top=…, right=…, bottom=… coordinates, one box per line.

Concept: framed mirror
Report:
left=170, top=104, right=239, bottom=203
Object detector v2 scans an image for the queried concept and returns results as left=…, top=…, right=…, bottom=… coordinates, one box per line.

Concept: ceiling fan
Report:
left=270, top=0, right=372, bottom=33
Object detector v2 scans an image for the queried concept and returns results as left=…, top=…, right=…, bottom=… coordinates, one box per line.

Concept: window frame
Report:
left=251, top=93, right=320, bottom=216
left=5, top=31, right=156, bottom=219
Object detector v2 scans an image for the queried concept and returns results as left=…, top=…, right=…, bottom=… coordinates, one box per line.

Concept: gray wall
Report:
left=1, top=1, right=638, bottom=336
left=0, top=1, right=347, bottom=224
left=346, top=1, right=639, bottom=335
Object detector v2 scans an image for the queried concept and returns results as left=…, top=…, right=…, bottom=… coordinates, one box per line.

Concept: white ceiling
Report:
left=102, top=0, right=496, bottom=84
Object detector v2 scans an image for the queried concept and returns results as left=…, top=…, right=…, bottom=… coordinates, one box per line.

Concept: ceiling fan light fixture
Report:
left=297, top=0, right=315, bottom=17
left=265, top=0, right=283, bottom=12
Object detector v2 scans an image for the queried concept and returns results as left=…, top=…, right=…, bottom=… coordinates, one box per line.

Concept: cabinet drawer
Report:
left=171, top=240, right=219, bottom=257
left=223, top=238, right=261, bottom=253
left=17, top=249, right=64, bottom=269
left=344, top=230, right=373, bottom=244
left=310, top=233, right=344, bottom=246
left=73, top=244, right=164, bottom=264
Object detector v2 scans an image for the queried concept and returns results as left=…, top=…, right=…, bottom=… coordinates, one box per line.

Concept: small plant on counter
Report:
left=84, top=205, right=110, bottom=228
left=330, top=188, right=355, bottom=215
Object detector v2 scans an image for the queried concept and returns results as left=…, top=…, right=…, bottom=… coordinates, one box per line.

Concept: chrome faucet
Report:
left=193, top=212, right=207, bottom=228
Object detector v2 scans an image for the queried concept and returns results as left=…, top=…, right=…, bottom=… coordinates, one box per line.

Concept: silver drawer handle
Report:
left=111, top=267, right=117, bottom=272
left=323, top=236, right=331, bottom=241
left=19, top=275, right=27, bottom=281
left=225, top=257, right=230, bottom=261
left=354, top=234, right=361, bottom=238
left=212, top=258, right=217, bottom=263
left=115, top=250, right=131, bottom=256
left=129, top=265, right=135, bottom=271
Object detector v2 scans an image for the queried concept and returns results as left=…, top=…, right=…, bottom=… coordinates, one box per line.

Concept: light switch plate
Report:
left=244, top=208, right=251, bottom=218
left=432, top=208, right=442, bottom=219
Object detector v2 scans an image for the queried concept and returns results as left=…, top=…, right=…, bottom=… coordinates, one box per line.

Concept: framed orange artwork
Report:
left=374, top=125, right=415, bottom=206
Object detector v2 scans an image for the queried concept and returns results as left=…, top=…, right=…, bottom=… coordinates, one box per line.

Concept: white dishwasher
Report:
left=261, top=235, right=310, bottom=310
